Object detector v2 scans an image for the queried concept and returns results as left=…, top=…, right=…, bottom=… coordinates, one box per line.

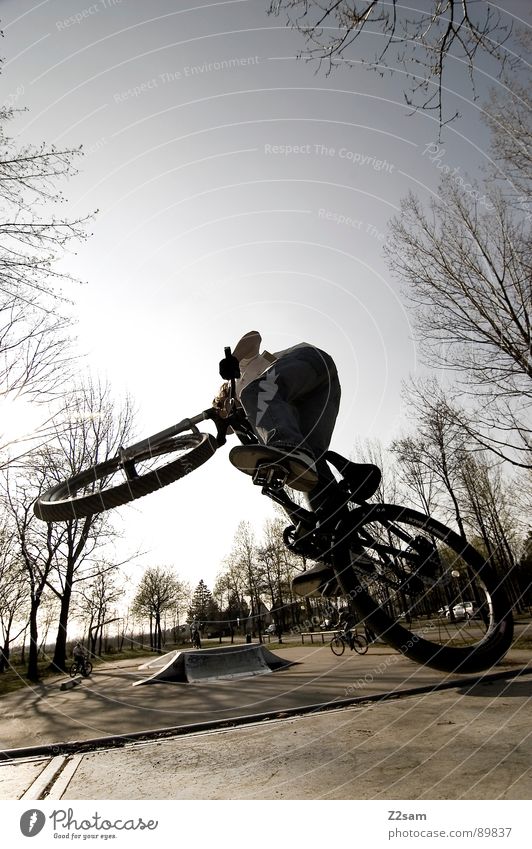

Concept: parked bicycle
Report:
left=69, top=659, right=93, bottom=678
left=330, top=629, right=369, bottom=656
left=34, top=347, right=514, bottom=675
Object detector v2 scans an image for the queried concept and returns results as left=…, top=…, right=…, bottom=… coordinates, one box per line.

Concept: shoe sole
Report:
left=229, top=445, right=318, bottom=492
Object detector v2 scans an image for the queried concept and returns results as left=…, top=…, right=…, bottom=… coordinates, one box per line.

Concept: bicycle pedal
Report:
left=252, top=462, right=289, bottom=490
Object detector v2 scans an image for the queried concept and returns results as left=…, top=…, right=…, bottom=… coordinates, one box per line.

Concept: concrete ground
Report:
left=1, top=643, right=531, bottom=800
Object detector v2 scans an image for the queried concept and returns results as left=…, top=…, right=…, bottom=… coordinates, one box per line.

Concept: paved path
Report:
left=1, top=647, right=530, bottom=800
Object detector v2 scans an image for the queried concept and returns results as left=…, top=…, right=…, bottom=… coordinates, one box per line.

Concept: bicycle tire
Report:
left=330, top=635, right=345, bottom=656
left=352, top=635, right=368, bottom=655
left=69, top=663, right=79, bottom=678
left=335, top=503, right=513, bottom=674
left=82, top=661, right=93, bottom=678
left=34, top=432, right=218, bottom=522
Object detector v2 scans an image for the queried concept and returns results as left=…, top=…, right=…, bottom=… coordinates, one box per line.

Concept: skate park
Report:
left=1, top=635, right=531, bottom=801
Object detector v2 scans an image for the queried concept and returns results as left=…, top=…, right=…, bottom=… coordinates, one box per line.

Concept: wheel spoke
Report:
left=351, top=510, right=502, bottom=651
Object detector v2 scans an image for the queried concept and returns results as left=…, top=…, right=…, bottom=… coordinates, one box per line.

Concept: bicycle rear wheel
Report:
left=330, top=635, right=345, bottom=656
left=336, top=503, right=513, bottom=673
left=34, top=432, right=217, bottom=522
left=352, top=635, right=368, bottom=655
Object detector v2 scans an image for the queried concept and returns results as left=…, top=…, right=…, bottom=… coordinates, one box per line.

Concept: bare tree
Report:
left=33, top=379, right=135, bottom=671
left=388, top=182, right=531, bottom=468
left=257, top=517, right=304, bottom=629
left=0, top=520, right=29, bottom=671
left=77, top=567, right=125, bottom=657
left=268, top=1, right=516, bottom=126
left=483, top=30, right=532, bottom=209
left=392, top=380, right=470, bottom=536
left=132, top=566, right=185, bottom=653
left=0, top=105, right=91, bottom=404
left=352, top=437, right=399, bottom=504
left=1, top=472, right=64, bottom=681
left=458, top=452, right=525, bottom=608
left=224, top=521, right=265, bottom=638
left=391, top=434, right=440, bottom=517
left=37, top=594, right=60, bottom=658
left=393, top=381, right=530, bottom=609
left=213, top=560, right=251, bottom=628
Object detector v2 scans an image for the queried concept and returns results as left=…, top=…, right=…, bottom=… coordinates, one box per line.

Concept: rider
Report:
left=335, top=608, right=358, bottom=650
left=214, top=331, right=375, bottom=598
left=215, top=330, right=341, bottom=503
left=73, top=641, right=88, bottom=673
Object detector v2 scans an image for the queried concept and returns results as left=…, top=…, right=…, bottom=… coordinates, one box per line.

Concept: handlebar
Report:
left=224, top=345, right=238, bottom=412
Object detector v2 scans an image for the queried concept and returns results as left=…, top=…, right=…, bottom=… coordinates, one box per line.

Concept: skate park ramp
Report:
left=133, top=644, right=295, bottom=685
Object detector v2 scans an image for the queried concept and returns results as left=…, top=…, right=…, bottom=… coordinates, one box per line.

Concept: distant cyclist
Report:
left=73, top=641, right=88, bottom=674
left=335, top=608, right=359, bottom=650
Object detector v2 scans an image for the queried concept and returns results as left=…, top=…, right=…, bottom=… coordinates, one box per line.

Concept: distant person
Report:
left=191, top=625, right=201, bottom=650
left=73, top=641, right=88, bottom=673
left=335, top=609, right=358, bottom=650
left=364, top=623, right=377, bottom=644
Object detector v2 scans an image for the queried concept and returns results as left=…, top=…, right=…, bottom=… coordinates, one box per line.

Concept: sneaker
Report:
left=229, top=444, right=318, bottom=492
left=291, top=551, right=376, bottom=598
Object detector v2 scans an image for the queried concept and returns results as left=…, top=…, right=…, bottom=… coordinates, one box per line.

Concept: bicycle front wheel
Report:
left=69, top=663, right=79, bottom=678
left=34, top=432, right=218, bottom=522
left=330, top=635, right=345, bottom=656
left=337, top=503, right=513, bottom=673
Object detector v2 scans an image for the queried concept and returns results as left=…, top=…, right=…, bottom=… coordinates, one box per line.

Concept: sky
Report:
left=0, top=0, right=530, bottom=595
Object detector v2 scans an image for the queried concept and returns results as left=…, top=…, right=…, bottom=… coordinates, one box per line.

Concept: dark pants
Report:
left=240, top=345, right=341, bottom=511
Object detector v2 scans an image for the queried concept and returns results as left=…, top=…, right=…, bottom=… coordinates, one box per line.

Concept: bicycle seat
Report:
left=325, top=451, right=381, bottom=503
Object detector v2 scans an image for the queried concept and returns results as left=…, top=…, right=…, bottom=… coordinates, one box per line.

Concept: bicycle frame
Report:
left=118, top=411, right=214, bottom=463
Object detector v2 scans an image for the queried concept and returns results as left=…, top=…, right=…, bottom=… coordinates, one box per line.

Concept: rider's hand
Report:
left=212, top=382, right=231, bottom=416
left=219, top=353, right=240, bottom=380
left=212, top=383, right=235, bottom=434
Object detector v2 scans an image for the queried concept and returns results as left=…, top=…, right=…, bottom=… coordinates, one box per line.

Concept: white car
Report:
left=446, top=603, right=472, bottom=621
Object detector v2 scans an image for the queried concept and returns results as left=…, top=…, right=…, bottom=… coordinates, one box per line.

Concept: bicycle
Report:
left=330, top=629, right=369, bottom=656
left=34, top=347, right=514, bottom=675
left=69, top=659, right=92, bottom=678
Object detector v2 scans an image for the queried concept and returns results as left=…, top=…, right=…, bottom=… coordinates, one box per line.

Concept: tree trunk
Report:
left=27, top=599, right=41, bottom=681
left=155, top=613, right=162, bottom=652
left=0, top=612, right=14, bottom=672
left=51, top=574, right=74, bottom=671
left=0, top=641, right=9, bottom=673
left=20, top=627, right=27, bottom=665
